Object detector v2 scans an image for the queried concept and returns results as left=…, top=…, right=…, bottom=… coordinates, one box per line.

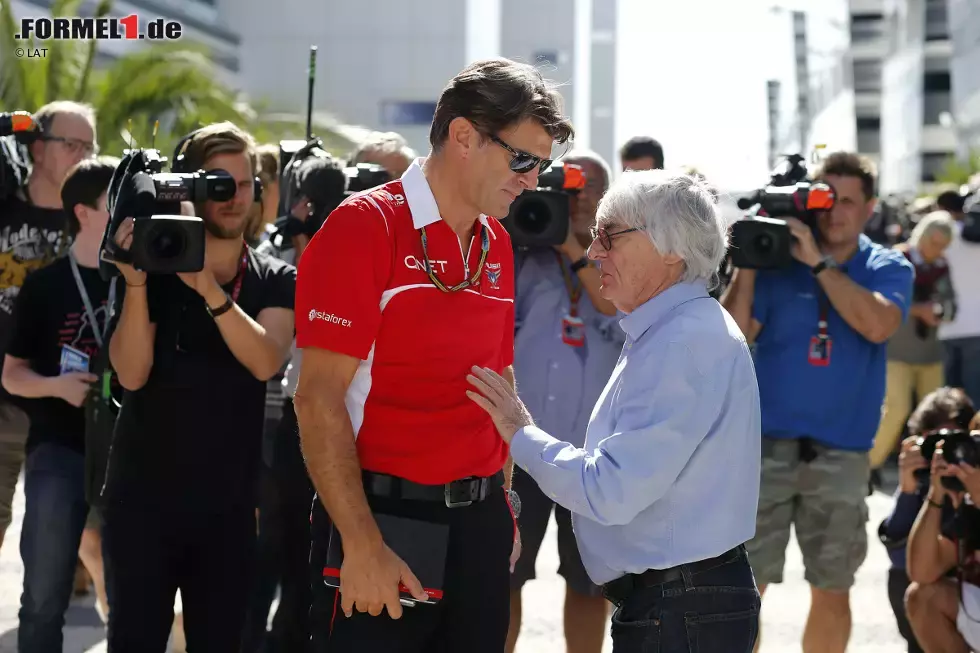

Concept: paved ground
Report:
left=0, top=472, right=907, bottom=652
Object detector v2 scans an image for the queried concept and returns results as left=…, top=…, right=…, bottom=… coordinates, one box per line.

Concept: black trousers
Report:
left=102, top=502, right=256, bottom=652
left=888, top=567, right=925, bottom=653
left=310, top=483, right=513, bottom=652
left=242, top=398, right=316, bottom=653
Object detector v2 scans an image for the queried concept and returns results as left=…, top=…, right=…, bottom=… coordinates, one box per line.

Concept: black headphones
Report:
left=171, top=128, right=263, bottom=203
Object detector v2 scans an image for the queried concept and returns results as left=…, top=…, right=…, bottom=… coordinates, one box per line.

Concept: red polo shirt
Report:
left=295, top=160, right=515, bottom=484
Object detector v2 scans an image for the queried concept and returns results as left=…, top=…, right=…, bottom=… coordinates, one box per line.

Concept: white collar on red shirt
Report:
left=401, top=158, right=490, bottom=230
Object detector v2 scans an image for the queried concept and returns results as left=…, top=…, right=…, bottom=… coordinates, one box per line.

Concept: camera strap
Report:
left=69, top=249, right=117, bottom=349
left=807, top=288, right=832, bottom=367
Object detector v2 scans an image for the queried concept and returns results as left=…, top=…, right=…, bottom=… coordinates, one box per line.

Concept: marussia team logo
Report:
left=485, top=263, right=502, bottom=290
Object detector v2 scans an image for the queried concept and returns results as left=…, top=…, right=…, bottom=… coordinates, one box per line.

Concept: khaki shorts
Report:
left=0, top=405, right=28, bottom=532
left=744, top=438, right=869, bottom=592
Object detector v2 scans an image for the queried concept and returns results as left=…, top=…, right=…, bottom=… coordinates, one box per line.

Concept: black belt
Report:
left=602, top=545, right=746, bottom=605
left=362, top=470, right=505, bottom=508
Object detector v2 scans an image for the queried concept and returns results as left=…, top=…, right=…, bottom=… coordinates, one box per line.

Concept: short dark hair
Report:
left=619, top=136, right=664, bottom=168
left=936, top=190, right=966, bottom=214
left=429, top=58, right=574, bottom=150
left=907, top=386, right=976, bottom=436
left=813, top=151, right=877, bottom=200
left=60, top=156, right=116, bottom=236
left=178, top=121, right=257, bottom=175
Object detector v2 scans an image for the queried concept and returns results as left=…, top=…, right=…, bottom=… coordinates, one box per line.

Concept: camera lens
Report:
left=515, top=198, right=551, bottom=235
left=149, top=227, right=185, bottom=260
left=754, top=233, right=774, bottom=254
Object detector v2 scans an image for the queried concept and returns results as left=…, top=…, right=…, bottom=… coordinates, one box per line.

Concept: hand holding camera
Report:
left=111, top=217, right=147, bottom=287
left=899, top=436, right=930, bottom=494
left=785, top=217, right=823, bottom=268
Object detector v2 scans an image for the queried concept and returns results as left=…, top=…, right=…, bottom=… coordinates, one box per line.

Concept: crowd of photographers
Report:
left=1, top=86, right=980, bottom=653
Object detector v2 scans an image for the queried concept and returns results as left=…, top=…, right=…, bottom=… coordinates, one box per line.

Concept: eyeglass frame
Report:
left=487, top=134, right=553, bottom=175
left=590, top=225, right=641, bottom=251
left=40, top=135, right=99, bottom=156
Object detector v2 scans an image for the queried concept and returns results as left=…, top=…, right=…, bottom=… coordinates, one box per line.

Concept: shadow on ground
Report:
left=0, top=602, right=105, bottom=653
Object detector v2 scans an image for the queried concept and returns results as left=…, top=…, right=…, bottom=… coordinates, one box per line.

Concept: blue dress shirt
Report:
left=510, top=281, right=762, bottom=585
left=513, top=249, right=625, bottom=448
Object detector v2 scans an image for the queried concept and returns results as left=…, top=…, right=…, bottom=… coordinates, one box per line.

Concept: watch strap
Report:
left=811, top=256, right=835, bottom=277
left=206, top=293, right=234, bottom=318
left=569, top=256, right=590, bottom=274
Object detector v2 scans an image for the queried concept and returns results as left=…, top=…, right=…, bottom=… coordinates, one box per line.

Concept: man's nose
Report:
left=587, top=239, right=603, bottom=261
left=518, top=169, right=538, bottom=190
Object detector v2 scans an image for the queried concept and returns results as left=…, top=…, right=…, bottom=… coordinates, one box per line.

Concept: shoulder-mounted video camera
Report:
left=99, top=142, right=240, bottom=279
left=271, top=137, right=391, bottom=246
left=0, top=111, right=39, bottom=202
left=505, top=162, right=586, bottom=248
left=728, top=154, right=836, bottom=269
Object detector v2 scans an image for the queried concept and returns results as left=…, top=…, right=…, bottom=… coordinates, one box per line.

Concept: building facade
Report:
left=949, top=0, right=980, bottom=156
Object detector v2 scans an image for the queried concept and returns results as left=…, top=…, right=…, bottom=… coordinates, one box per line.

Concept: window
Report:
left=380, top=101, right=438, bottom=127
left=923, top=72, right=951, bottom=92
left=854, top=60, right=882, bottom=92
left=925, top=0, right=949, bottom=41
left=851, top=13, right=885, bottom=43
left=923, top=92, right=952, bottom=125
left=921, top=153, right=951, bottom=182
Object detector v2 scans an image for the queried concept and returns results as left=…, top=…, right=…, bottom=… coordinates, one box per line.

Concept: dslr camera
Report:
left=100, top=147, right=239, bottom=278
left=728, top=154, right=836, bottom=269
left=927, top=428, right=980, bottom=493
left=505, top=162, right=586, bottom=248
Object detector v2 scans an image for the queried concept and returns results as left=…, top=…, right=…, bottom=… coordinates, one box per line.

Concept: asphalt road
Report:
left=0, top=474, right=907, bottom=652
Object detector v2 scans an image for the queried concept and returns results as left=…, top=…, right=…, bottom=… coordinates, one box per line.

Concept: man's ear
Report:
left=447, top=117, right=478, bottom=159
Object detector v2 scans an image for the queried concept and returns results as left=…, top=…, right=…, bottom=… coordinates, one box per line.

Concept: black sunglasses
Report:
left=488, top=134, right=552, bottom=174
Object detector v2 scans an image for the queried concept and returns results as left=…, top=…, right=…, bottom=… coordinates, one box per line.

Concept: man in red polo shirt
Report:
left=294, top=58, right=574, bottom=652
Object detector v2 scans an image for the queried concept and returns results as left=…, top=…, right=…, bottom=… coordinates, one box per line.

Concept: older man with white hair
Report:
left=467, top=170, right=763, bottom=652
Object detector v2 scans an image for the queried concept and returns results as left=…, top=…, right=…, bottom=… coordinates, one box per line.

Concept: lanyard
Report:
left=68, top=250, right=117, bottom=349
left=815, top=265, right=846, bottom=340
left=555, top=251, right=583, bottom=317
left=420, top=225, right=489, bottom=293
left=229, top=244, right=249, bottom=302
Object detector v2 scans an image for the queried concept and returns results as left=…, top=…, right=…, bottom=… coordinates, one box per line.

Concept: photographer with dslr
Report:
left=100, top=122, right=296, bottom=652
left=905, top=420, right=980, bottom=653
left=0, top=101, right=97, bottom=553
left=721, top=152, right=914, bottom=653
left=507, top=149, right=619, bottom=653
left=878, top=387, right=975, bottom=653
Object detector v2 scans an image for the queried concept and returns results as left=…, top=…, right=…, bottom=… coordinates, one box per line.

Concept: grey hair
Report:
left=596, top=169, right=728, bottom=285
left=909, top=210, right=955, bottom=248
left=562, top=148, right=612, bottom=190
left=351, top=131, right=417, bottom=162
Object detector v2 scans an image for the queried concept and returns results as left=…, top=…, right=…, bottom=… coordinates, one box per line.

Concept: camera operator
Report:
left=721, top=151, right=915, bottom=653
left=904, top=430, right=980, bottom=652
left=100, top=121, right=296, bottom=651
left=243, top=151, right=347, bottom=653
left=507, top=149, right=619, bottom=653
left=618, top=136, right=663, bottom=172
left=349, top=131, right=416, bottom=178
left=1, top=156, right=116, bottom=651
left=0, top=101, right=97, bottom=552
left=870, top=211, right=956, bottom=480
left=878, top=387, right=975, bottom=653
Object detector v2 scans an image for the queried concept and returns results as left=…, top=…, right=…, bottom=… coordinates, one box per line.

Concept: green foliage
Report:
left=0, top=0, right=355, bottom=160
left=935, top=150, right=980, bottom=187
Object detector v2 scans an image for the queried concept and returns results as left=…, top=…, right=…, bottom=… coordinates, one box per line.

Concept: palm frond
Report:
left=43, top=0, right=87, bottom=102
left=74, top=0, right=112, bottom=100
left=0, top=0, right=42, bottom=108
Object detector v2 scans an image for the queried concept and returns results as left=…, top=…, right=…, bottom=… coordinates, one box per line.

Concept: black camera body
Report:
left=505, top=162, right=585, bottom=248
left=100, top=148, right=236, bottom=279
left=729, top=154, right=836, bottom=270
left=936, top=429, right=980, bottom=493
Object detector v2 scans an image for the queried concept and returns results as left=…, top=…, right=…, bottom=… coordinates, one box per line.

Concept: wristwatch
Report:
left=570, top=256, right=590, bottom=274
left=507, top=489, right=521, bottom=519
left=811, top=255, right=837, bottom=277
left=206, top=292, right=234, bottom=318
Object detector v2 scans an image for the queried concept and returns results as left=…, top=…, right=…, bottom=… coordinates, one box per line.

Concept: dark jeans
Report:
left=242, top=399, right=315, bottom=653
left=310, top=484, right=513, bottom=652
left=102, top=502, right=256, bottom=652
left=604, top=547, right=760, bottom=653
left=943, top=335, right=980, bottom=407
left=888, top=567, right=925, bottom=653
left=18, top=442, right=89, bottom=653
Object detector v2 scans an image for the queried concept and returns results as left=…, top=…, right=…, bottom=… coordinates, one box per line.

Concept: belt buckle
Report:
left=444, top=477, right=476, bottom=508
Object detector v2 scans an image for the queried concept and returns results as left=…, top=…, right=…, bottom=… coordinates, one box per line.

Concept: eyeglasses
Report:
left=42, top=135, right=98, bottom=156
left=419, top=226, right=490, bottom=293
left=488, top=134, right=552, bottom=175
left=590, top=226, right=640, bottom=251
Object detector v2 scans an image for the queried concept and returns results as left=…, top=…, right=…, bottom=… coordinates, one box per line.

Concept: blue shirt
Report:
left=510, top=281, right=762, bottom=585
left=513, top=249, right=625, bottom=448
left=752, top=235, right=914, bottom=450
